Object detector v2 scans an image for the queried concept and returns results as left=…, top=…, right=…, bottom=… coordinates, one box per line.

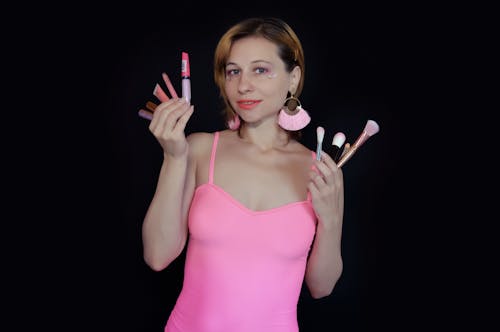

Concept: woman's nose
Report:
left=237, top=72, right=254, bottom=93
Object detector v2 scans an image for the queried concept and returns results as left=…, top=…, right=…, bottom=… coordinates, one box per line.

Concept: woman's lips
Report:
left=237, top=100, right=262, bottom=110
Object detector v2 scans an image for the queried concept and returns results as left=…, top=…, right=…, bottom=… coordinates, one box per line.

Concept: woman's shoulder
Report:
left=187, top=131, right=214, bottom=153
left=291, top=139, right=314, bottom=157
left=187, top=131, right=214, bottom=143
left=187, top=130, right=232, bottom=156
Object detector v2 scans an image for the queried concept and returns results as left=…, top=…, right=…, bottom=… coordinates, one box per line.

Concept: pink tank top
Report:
left=165, top=132, right=317, bottom=332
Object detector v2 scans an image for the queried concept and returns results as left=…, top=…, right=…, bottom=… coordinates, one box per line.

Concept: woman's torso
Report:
left=165, top=131, right=317, bottom=332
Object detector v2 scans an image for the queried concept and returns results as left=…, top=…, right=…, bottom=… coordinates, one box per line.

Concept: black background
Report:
left=6, top=2, right=466, bottom=331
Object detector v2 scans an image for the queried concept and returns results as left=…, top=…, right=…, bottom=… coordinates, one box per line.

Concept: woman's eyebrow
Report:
left=226, top=60, right=273, bottom=66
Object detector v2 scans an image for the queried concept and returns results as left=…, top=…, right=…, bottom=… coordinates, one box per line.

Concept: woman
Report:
left=142, top=17, right=345, bottom=332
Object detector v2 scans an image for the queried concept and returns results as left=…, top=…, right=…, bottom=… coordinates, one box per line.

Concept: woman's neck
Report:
left=238, top=122, right=291, bottom=151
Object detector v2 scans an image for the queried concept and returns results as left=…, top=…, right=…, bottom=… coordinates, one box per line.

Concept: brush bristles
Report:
left=332, top=132, right=346, bottom=147
left=316, top=126, right=325, bottom=143
left=364, top=119, right=380, bottom=136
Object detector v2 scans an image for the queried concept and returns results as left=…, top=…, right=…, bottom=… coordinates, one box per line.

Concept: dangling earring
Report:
left=278, top=94, right=311, bottom=130
left=227, top=113, right=241, bottom=130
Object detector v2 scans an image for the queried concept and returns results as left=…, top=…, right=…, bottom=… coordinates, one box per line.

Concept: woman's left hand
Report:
left=308, top=150, right=344, bottom=228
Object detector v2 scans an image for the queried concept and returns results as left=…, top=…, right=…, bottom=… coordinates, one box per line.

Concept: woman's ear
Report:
left=289, top=65, right=301, bottom=94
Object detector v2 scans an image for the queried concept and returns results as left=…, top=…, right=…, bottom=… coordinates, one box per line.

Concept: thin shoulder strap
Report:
left=208, top=132, right=220, bottom=184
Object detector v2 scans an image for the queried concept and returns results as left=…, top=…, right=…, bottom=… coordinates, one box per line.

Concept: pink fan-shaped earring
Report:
left=227, top=113, right=241, bottom=130
left=278, top=94, right=311, bottom=131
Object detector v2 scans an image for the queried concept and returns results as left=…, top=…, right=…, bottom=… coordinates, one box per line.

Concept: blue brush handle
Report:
left=316, top=143, right=322, bottom=161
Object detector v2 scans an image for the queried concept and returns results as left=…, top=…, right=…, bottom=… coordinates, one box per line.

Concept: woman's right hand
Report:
left=149, top=98, right=194, bottom=158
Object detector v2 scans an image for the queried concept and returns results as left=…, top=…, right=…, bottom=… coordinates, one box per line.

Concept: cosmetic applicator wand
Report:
left=337, top=119, right=379, bottom=168
left=331, top=132, right=346, bottom=163
left=316, top=126, right=325, bottom=161
left=138, top=109, right=154, bottom=120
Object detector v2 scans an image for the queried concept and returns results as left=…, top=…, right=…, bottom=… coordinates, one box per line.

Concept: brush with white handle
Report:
left=316, top=126, right=325, bottom=161
left=337, top=120, right=379, bottom=168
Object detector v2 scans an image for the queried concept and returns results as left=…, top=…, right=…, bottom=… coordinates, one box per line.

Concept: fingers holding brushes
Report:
left=147, top=82, right=193, bottom=157
left=309, top=137, right=344, bottom=222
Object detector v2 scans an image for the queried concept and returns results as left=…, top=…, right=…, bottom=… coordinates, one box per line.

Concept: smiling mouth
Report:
left=237, top=100, right=261, bottom=110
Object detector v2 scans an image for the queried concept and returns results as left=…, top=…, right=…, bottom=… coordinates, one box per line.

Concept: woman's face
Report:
left=224, top=36, right=299, bottom=125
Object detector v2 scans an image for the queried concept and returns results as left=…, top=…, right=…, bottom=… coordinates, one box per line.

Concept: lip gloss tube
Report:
left=138, top=109, right=153, bottom=121
left=181, top=52, right=191, bottom=102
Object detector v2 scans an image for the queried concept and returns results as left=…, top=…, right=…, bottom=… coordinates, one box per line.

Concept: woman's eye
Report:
left=226, top=69, right=239, bottom=76
left=255, top=67, right=268, bottom=74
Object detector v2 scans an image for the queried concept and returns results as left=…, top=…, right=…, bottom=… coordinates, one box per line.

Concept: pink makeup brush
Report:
left=331, top=132, right=346, bottom=162
left=337, top=119, right=379, bottom=168
left=316, top=126, right=325, bottom=161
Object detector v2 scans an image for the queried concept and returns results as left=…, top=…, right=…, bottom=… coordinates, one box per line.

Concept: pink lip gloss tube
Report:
left=181, top=52, right=191, bottom=102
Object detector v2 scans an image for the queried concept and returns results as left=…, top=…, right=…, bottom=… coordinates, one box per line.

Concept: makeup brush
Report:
left=316, top=126, right=325, bottom=161
left=337, top=119, right=379, bottom=168
left=331, top=132, right=346, bottom=162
